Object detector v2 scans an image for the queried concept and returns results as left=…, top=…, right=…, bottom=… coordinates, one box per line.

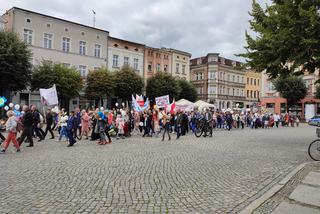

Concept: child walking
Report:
left=1, top=111, right=21, bottom=153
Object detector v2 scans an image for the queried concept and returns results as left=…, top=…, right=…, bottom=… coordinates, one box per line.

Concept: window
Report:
left=94, top=44, right=101, bottom=58
left=23, top=29, right=33, bottom=45
left=250, top=90, right=253, bottom=98
left=237, top=89, right=239, bottom=96
left=78, top=65, right=87, bottom=77
left=148, top=62, right=152, bottom=72
left=232, top=88, right=235, bottom=96
left=43, top=33, right=53, bottom=49
left=268, top=82, right=274, bottom=91
left=134, top=58, right=139, bottom=70
left=247, top=90, right=249, bottom=98
left=182, top=65, right=186, bottom=74
left=232, top=75, right=235, bottom=82
left=250, top=78, right=253, bottom=85
left=26, top=18, right=31, bottom=23
left=62, top=37, right=70, bottom=52
left=209, top=72, right=216, bottom=79
left=124, top=57, right=129, bottom=65
left=237, top=76, right=240, bottom=83
left=254, top=79, right=256, bottom=86
left=164, top=65, right=168, bottom=72
left=113, top=55, right=119, bottom=67
left=257, top=79, right=260, bottom=86
left=257, top=91, right=260, bottom=98
left=227, top=74, right=230, bottom=81
left=62, top=63, right=70, bottom=68
left=254, top=91, right=256, bottom=98
left=176, top=63, right=180, bottom=74
left=247, top=77, right=249, bottom=84
left=156, top=63, right=161, bottom=72
left=227, top=88, right=230, bottom=95
left=79, top=41, right=86, bottom=55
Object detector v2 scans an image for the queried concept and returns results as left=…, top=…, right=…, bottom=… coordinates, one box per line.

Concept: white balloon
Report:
left=9, top=103, right=14, bottom=108
left=4, top=106, right=9, bottom=111
left=100, top=107, right=104, bottom=111
left=14, top=104, right=20, bottom=110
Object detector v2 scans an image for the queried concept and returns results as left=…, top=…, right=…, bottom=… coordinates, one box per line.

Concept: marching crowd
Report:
left=0, top=104, right=301, bottom=154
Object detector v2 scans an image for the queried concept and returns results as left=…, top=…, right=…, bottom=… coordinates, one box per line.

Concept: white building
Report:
left=107, top=36, right=145, bottom=77
left=0, top=17, right=5, bottom=30
left=2, top=7, right=109, bottom=109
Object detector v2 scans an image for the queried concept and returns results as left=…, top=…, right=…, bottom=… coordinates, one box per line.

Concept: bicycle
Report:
left=194, top=117, right=212, bottom=138
left=308, top=128, right=320, bottom=161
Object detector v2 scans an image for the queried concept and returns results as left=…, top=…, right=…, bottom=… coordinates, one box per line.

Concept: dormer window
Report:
left=124, top=46, right=128, bottom=49
left=97, top=35, right=100, bottom=39
left=81, top=31, right=85, bottom=36
left=26, top=18, right=31, bottom=23
left=134, top=48, right=138, bottom=51
left=46, top=23, right=51, bottom=28
left=65, top=28, right=68, bottom=32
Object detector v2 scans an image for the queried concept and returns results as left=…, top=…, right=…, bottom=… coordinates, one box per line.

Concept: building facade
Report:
left=107, top=37, right=145, bottom=77
left=191, top=53, right=246, bottom=109
left=244, top=70, right=262, bottom=108
left=261, top=70, right=320, bottom=121
left=170, top=49, right=191, bottom=81
left=144, top=47, right=172, bottom=81
left=2, top=7, right=109, bottom=109
left=0, top=17, right=5, bottom=30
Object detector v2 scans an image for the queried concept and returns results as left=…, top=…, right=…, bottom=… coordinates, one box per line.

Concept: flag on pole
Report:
left=39, top=84, right=59, bottom=106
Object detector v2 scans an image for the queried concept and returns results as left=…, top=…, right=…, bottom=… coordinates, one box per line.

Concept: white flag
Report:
left=39, top=84, right=59, bottom=106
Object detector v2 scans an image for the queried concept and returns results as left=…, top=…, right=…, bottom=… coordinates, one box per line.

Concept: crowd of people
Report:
left=0, top=104, right=302, bottom=154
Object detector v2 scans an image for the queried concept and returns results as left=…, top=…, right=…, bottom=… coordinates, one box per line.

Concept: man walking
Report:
left=67, top=111, right=77, bottom=147
left=31, top=105, right=45, bottom=141
left=43, top=108, right=54, bottom=139
left=18, top=105, right=34, bottom=147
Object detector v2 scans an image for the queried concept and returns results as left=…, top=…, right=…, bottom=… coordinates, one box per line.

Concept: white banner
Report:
left=39, top=84, right=59, bottom=106
left=155, top=95, right=170, bottom=108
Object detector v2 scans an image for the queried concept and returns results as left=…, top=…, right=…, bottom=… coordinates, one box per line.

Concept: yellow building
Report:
left=245, top=70, right=262, bottom=108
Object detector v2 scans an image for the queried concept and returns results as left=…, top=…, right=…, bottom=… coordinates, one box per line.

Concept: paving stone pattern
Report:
left=0, top=125, right=315, bottom=213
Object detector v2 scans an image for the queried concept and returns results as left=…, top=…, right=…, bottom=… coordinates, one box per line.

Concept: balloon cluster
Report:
left=3, top=103, right=21, bottom=116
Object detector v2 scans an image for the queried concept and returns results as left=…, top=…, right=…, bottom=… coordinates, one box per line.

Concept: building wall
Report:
left=107, top=37, right=144, bottom=77
left=3, top=7, right=109, bottom=110
left=144, top=47, right=172, bottom=81
left=170, top=50, right=191, bottom=81
left=190, top=57, right=208, bottom=101
left=244, top=70, right=262, bottom=107
left=190, top=53, right=246, bottom=109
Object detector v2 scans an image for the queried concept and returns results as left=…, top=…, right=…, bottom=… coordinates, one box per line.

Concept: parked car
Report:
left=308, top=115, right=320, bottom=126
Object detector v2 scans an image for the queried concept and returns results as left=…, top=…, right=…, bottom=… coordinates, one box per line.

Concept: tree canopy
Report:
left=239, top=0, right=320, bottom=79
left=146, top=72, right=181, bottom=102
left=31, top=61, right=83, bottom=107
left=0, top=31, right=32, bottom=94
left=274, top=76, right=307, bottom=107
left=85, top=68, right=114, bottom=105
left=114, top=65, right=144, bottom=102
left=177, top=79, right=198, bottom=102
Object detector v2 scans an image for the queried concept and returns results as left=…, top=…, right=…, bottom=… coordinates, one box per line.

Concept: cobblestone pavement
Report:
left=0, top=124, right=315, bottom=213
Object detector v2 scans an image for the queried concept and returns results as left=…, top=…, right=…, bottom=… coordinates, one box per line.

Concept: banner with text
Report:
left=155, top=95, right=170, bottom=108
left=39, top=84, right=59, bottom=106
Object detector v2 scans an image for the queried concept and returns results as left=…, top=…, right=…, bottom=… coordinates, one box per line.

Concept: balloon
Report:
left=100, top=107, right=104, bottom=111
left=9, top=103, right=14, bottom=108
left=0, top=96, right=7, bottom=107
left=4, top=106, right=9, bottom=111
left=115, top=103, right=119, bottom=107
left=14, top=104, right=20, bottom=110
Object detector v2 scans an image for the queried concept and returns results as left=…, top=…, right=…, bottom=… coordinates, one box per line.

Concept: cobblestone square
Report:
left=0, top=125, right=315, bottom=213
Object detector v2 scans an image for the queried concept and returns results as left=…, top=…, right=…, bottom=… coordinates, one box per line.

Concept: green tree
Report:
left=239, top=0, right=320, bottom=78
left=146, top=72, right=181, bottom=102
left=274, top=76, right=307, bottom=109
left=177, top=79, right=198, bottom=102
left=85, top=68, right=114, bottom=106
left=31, top=61, right=83, bottom=108
left=0, top=31, right=32, bottom=95
left=114, top=65, right=144, bottom=102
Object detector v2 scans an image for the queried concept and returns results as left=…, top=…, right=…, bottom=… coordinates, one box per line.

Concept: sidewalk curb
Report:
left=239, top=161, right=313, bottom=214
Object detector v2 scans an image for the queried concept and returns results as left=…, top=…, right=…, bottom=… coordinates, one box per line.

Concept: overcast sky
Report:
left=1, top=0, right=270, bottom=61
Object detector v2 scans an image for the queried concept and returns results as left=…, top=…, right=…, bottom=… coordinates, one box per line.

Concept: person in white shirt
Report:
left=274, top=113, right=280, bottom=128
